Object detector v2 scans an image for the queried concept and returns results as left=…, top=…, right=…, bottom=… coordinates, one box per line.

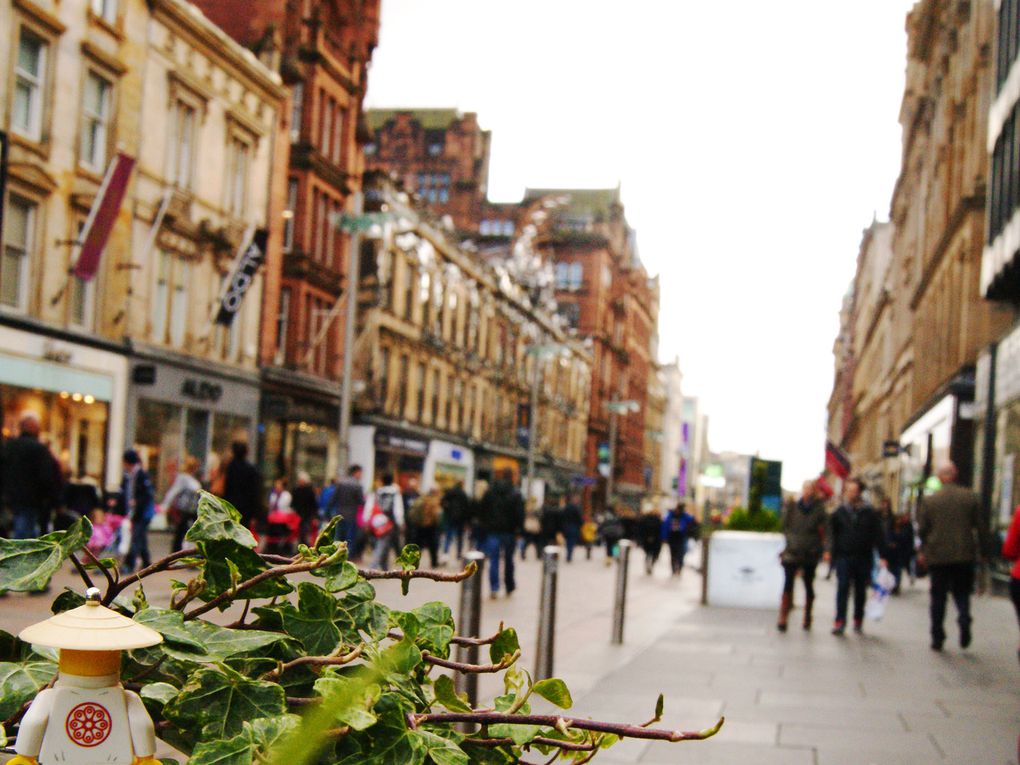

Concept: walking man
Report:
left=478, top=469, right=525, bottom=598
left=777, top=480, right=827, bottom=632
left=223, top=441, right=263, bottom=530
left=826, top=477, right=886, bottom=635
left=1, top=412, right=58, bottom=539
left=364, top=473, right=404, bottom=569
left=917, top=461, right=989, bottom=651
left=119, top=450, right=155, bottom=574
left=329, top=465, right=365, bottom=555
left=440, top=480, right=470, bottom=562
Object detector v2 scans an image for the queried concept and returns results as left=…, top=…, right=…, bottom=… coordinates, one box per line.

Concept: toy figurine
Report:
left=9, top=587, right=164, bottom=765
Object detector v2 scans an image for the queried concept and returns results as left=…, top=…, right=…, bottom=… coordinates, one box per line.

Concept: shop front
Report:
left=423, top=439, right=475, bottom=493
left=126, top=351, right=259, bottom=496
left=260, top=375, right=340, bottom=489
left=0, top=324, right=128, bottom=490
left=348, top=423, right=428, bottom=492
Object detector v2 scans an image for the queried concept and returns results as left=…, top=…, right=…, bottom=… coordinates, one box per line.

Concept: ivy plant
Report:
left=0, top=493, right=722, bottom=763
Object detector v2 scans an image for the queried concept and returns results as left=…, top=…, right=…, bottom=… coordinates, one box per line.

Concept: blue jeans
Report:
left=12, top=507, right=40, bottom=539
left=563, top=525, right=580, bottom=562
left=123, top=517, right=151, bottom=572
left=834, top=556, right=871, bottom=624
left=443, top=524, right=465, bottom=560
left=483, top=533, right=517, bottom=595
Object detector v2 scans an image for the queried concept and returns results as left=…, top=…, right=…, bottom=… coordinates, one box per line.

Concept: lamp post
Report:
left=605, top=398, right=639, bottom=511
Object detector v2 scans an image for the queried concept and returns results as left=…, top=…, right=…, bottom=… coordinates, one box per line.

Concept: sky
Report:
left=364, top=0, right=919, bottom=490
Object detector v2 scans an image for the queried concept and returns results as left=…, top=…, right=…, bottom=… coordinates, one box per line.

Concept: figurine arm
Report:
left=124, top=690, right=156, bottom=759
left=13, top=688, right=55, bottom=760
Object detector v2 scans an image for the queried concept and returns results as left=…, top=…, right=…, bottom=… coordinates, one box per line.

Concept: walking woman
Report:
left=1002, top=505, right=1020, bottom=665
left=777, top=480, right=827, bottom=631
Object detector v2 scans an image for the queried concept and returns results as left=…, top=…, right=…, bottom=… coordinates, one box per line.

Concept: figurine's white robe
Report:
left=15, top=673, right=155, bottom=764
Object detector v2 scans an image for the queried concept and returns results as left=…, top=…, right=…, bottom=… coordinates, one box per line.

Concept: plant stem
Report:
left=409, top=713, right=725, bottom=743
left=421, top=649, right=520, bottom=673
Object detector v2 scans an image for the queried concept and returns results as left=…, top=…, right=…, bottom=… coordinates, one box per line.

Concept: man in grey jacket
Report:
left=917, top=461, right=990, bottom=651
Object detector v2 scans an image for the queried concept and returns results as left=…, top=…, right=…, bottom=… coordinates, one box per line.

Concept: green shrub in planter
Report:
left=724, top=507, right=782, bottom=533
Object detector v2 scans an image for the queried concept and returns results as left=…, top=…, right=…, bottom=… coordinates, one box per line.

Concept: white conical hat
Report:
left=19, top=589, right=163, bottom=651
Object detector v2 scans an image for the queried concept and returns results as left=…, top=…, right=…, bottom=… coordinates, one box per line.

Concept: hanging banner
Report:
left=215, top=228, right=269, bottom=326
left=825, top=440, right=851, bottom=480
left=73, top=152, right=136, bottom=281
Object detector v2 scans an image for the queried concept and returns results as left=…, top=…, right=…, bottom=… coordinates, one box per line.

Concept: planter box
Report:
left=706, top=530, right=785, bottom=609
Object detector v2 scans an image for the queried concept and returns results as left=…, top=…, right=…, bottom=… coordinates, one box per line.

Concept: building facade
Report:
left=346, top=174, right=591, bottom=497
left=191, top=0, right=381, bottom=487
left=657, top=359, right=684, bottom=503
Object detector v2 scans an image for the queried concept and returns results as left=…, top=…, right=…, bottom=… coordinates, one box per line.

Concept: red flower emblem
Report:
left=65, top=702, right=112, bottom=747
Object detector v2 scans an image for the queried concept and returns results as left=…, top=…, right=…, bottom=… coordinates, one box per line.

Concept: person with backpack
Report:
left=410, top=487, right=442, bottom=568
left=290, top=471, right=319, bottom=546
left=362, top=473, right=405, bottom=569
left=638, top=507, right=663, bottom=575
left=119, top=450, right=156, bottom=574
left=161, top=456, right=202, bottom=552
left=662, top=503, right=695, bottom=576
left=440, top=480, right=470, bottom=562
left=478, top=469, right=525, bottom=598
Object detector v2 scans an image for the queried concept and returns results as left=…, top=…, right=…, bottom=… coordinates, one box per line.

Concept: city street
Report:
left=2, top=533, right=1018, bottom=764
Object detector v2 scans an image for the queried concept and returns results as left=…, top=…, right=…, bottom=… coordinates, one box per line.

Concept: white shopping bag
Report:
left=117, top=517, right=132, bottom=556
left=866, top=565, right=896, bottom=621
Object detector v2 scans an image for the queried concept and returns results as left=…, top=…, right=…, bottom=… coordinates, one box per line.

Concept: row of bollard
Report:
left=454, top=540, right=634, bottom=706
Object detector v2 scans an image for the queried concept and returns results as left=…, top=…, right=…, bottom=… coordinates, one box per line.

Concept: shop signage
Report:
left=882, top=440, right=901, bottom=458
left=215, top=228, right=269, bottom=326
left=42, top=341, right=72, bottom=364
left=181, top=379, right=223, bottom=402
left=374, top=432, right=428, bottom=455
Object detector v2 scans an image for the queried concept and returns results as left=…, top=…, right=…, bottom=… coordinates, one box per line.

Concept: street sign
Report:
left=882, top=440, right=901, bottom=458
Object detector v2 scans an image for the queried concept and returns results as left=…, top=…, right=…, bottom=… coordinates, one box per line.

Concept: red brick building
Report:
left=365, top=109, right=492, bottom=236
left=191, top=0, right=380, bottom=485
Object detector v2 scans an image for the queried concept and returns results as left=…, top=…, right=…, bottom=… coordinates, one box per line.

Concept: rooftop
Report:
left=366, top=108, right=465, bottom=132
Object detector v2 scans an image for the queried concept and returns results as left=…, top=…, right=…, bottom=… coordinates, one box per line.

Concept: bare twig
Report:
left=408, top=713, right=725, bottom=743
left=357, top=561, right=477, bottom=583
left=262, top=645, right=364, bottom=681
left=421, top=649, right=520, bottom=674
left=105, top=549, right=197, bottom=604
left=69, top=553, right=95, bottom=590
left=80, top=546, right=117, bottom=595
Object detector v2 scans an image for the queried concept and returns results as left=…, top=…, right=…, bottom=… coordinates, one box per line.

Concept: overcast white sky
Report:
left=365, top=0, right=918, bottom=489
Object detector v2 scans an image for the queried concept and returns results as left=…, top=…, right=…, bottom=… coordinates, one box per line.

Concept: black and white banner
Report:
left=215, top=228, right=268, bottom=326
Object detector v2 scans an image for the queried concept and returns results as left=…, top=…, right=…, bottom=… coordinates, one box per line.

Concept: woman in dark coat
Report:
left=777, top=480, right=828, bottom=631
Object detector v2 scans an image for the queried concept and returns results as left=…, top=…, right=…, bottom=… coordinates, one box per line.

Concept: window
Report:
left=320, top=91, right=332, bottom=157
left=13, top=31, right=46, bottom=141
left=170, top=260, right=189, bottom=347
left=69, top=221, right=94, bottom=329
left=555, top=262, right=583, bottom=291
left=416, top=361, right=427, bottom=420
left=275, top=288, right=291, bottom=365
left=569, top=262, right=583, bottom=290
left=332, top=107, right=344, bottom=164
left=364, top=141, right=377, bottom=156
left=80, top=71, right=112, bottom=171
left=168, top=101, right=196, bottom=189
left=1, top=196, right=34, bottom=311
left=91, top=0, right=117, bottom=24
left=557, top=302, right=580, bottom=329
left=226, top=136, right=250, bottom=216
left=152, top=251, right=170, bottom=341
left=283, top=179, right=298, bottom=253
left=416, top=173, right=450, bottom=204
left=431, top=369, right=441, bottom=425
left=290, top=82, right=304, bottom=143
left=378, top=346, right=390, bottom=407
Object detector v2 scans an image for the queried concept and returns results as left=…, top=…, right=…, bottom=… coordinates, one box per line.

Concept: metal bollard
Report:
left=700, top=536, right=710, bottom=606
left=611, top=539, right=633, bottom=644
left=534, top=545, right=560, bottom=680
left=456, top=550, right=487, bottom=706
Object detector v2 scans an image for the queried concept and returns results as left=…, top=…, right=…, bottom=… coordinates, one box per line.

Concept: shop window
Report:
left=13, top=29, right=47, bottom=142
left=168, top=100, right=196, bottom=190
left=289, top=82, right=304, bottom=143
left=2, top=195, right=35, bottom=311
left=226, top=135, right=251, bottom=217
left=135, top=398, right=183, bottom=494
left=80, top=70, right=112, bottom=172
left=211, top=412, right=251, bottom=461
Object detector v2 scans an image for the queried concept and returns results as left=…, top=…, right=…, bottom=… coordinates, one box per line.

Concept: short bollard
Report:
left=700, top=535, right=710, bottom=606
left=456, top=551, right=487, bottom=706
left=611, top=539, right=633, bottom=644
left=534, top=545, right=560, bottom=680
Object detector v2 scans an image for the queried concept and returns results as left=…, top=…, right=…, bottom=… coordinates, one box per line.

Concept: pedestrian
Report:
left=1, top=412, right=59, bottom=539
left=291, top=471, right=319, bottom=545
left=477, top=468, right=525, bottom=598
left=402, top=476, right=421, bottom=527
left=520, top=506, right=542, bottom=560
left=777, top=480, right=827, bottom=632
left=413, top=487, right=442, bottom=568
left=468, top=479, right=488, bottom=549
left=599, top=511, right=624, bottom=565
left=318, top=477, right=338, bottom=524
left=562, top=493, right=583, bottom=562
left=119, top=449, right=155, bottom=574
left=539, top=494, right=563, bottom=550
left=825, top=477, right=886, bottom=636
left=440, top=480, right=470, bottom=562
left=1001, top=505, right=1020, bottom=665
left=917, top=461, right=989, bottom=651
left=637, top=507, right=663, bottom=574
left=268, top=477, right=292, bottom=515
left=662, top=503, right=695, bottom=576
left=223, top=441, right=263, bottom=531
left=887, top=513, right=916, bottom=594
left=161, top=455, right=202, bottom=552
left=61, top=472, right=101, bottom=530
left=328, top=466, right=365, bottom=556
left=363, top=473, right=404, bottom=569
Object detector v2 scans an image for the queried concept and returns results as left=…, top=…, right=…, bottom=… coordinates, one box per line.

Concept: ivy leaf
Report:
left=135, top=609, right=207, bottom=655
left=410, top=602, right=455, bottom=658
left=140, top=682, right=179, bottom=718
left=0, top=517, right=92, bottom=592
left=487, top=721, right=546, bottom=746
left=186, top=492, right=256, bottom=548
left=0, top=661, right=57, bottom=719
left=313, top=516, right=343, bottom=551
left=282, top=583, right=341, bottom=656
left=489, top=628, right=520, bottom=665
left=335, top=702, right=428, bottom=765
left=432, top=674, right=472, bottom=713
left=189, top=732, right=253, bottom=765
left=413, top=728, right=469, bottom=765
left=335, top=582, right=390, bottom=642
left=314, top=674, right=382, bottom=731
left=532, top=678, right=572, bottom=709
left=163, top=664, right=286, bottom=740
left=247, top=714, right=301, bottom=752
left=51, top=588, right=86, bottom=614
left=199, top=540, right=293, bottom=604
left=390, top=611, right=420, bottom=641
left=395, top=545, right=421, bottom=595
left=654, top=692, right=664, bottom=720
left=319, top=561, right=360, bottom=592
left=186, top=621, right=291, bottom=662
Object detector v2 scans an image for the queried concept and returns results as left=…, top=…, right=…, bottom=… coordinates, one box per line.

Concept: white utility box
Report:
left=706, top=530, right=785, bottom=609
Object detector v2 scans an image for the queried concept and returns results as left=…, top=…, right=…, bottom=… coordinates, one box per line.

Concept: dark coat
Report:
left=828, top=501, right=886, bottom=560
left=119, top=467, right=155, bottom=523
left=1, top=434, right=58, bottom=510
left=224, top=458, right=263, bottom=526
left=291, top=484, right=319, bottom=520
left=781, top=498, right=827, bottom=565
left=330, top=476, right=365, bottom=520
left=917, top=483, right=990, bottom=565
left=478, top=480, right=525, bottom=536
left=440, top=485, right=470, bottom=526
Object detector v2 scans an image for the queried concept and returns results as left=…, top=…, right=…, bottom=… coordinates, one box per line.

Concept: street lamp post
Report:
left=605, top=398, right=639, bottom=511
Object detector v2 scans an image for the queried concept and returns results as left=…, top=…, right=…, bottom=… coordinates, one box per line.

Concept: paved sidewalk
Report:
left=578, top=561, right=1020, bottom=765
